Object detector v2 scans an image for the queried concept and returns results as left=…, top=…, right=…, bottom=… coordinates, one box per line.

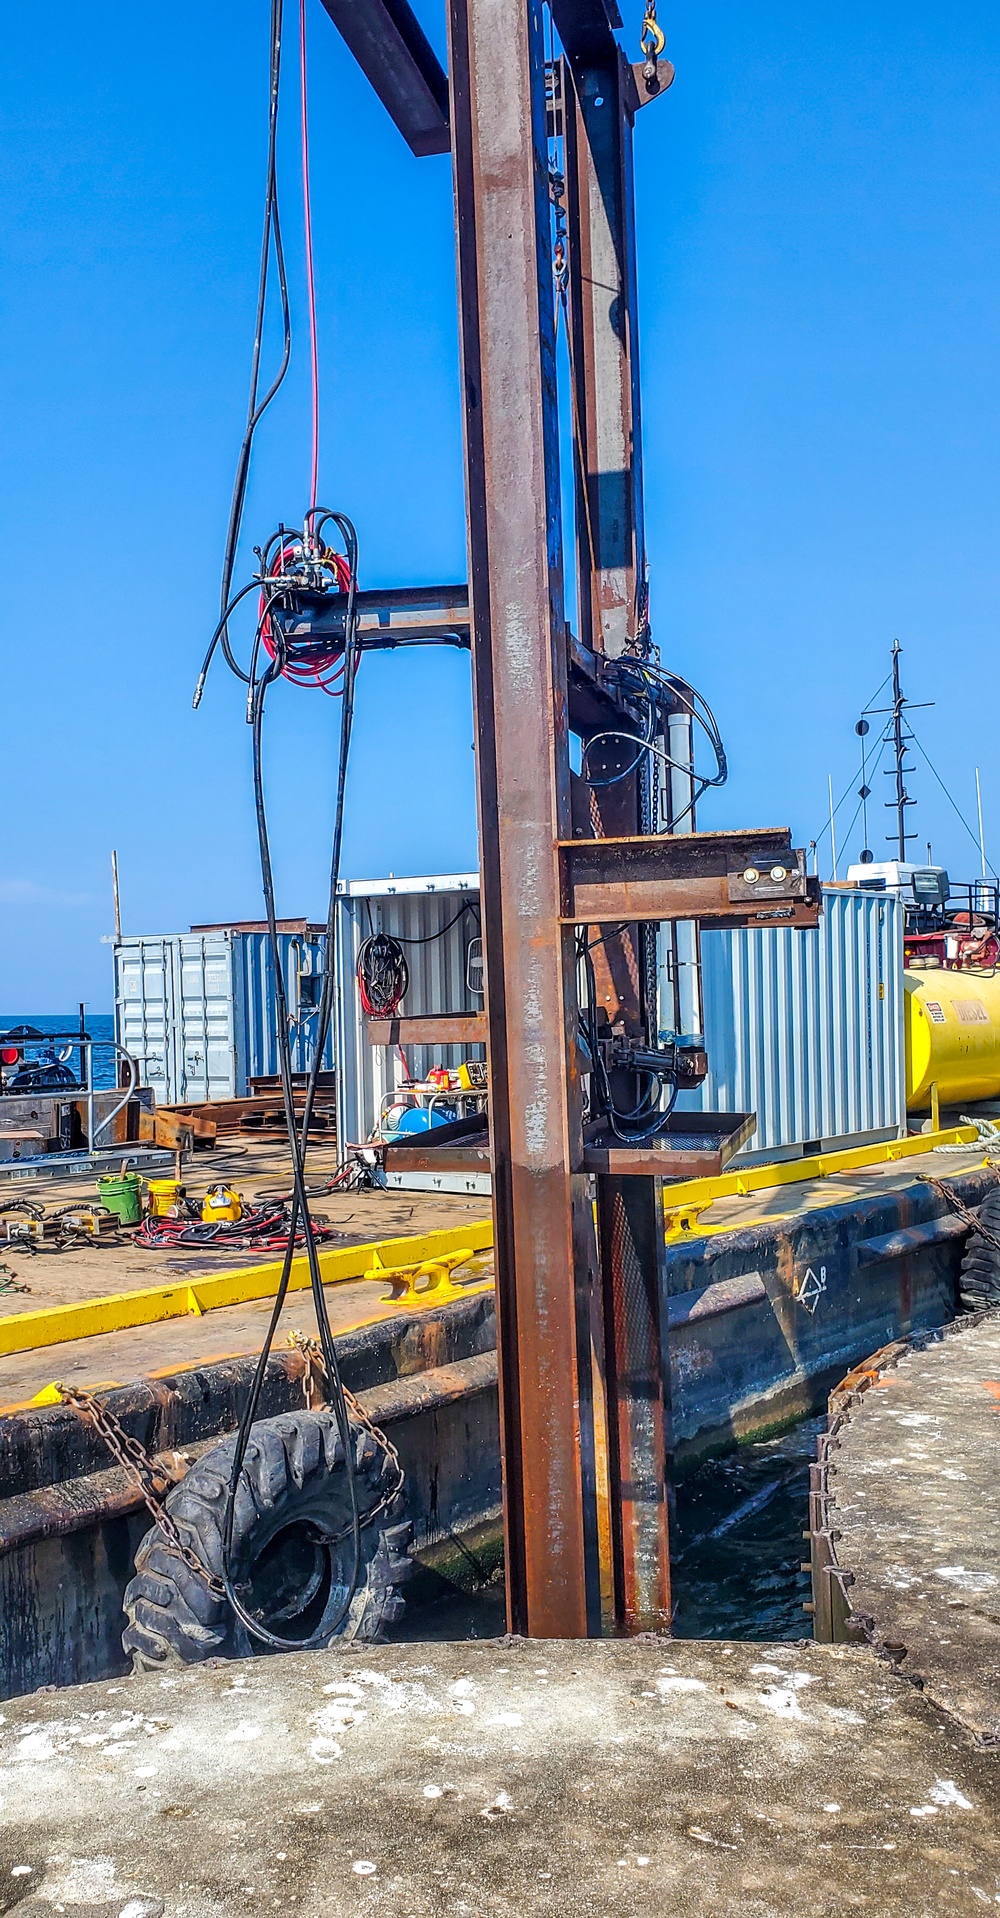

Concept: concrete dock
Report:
left=0, top=1637, right=998, bottom=1914
left=821, top=1309, right=1000, bottom=1744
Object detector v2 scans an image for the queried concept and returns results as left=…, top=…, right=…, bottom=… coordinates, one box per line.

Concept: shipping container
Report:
left=337, top=877, right=905, bottom=1180
left=114, top=923, right=334, bottom=1104
left=334, top=875, right=483, bottom=1169
left=675, top=885, right=906, bottom=1157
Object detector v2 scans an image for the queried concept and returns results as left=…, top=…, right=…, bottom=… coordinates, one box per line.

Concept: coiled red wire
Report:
left=260, top=541, right=352, bottom=694
left=135, top=1201, right=337, bottom=1253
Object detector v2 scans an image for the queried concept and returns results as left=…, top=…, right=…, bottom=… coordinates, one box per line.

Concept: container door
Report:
left=115, top=939, right=176, bottom=1102
left=237, top=933, right=336, bottom=1085
left=176, top=936, right=237, bottom=1102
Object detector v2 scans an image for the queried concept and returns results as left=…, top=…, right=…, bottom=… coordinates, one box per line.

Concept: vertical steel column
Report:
left=596, top=1174, right=671, bottom=1630
left=564, top=49, right=644, bottom=658
left=565, top=36, right=673, bottom=1632
left=446, top=0, right=599, bottom=1636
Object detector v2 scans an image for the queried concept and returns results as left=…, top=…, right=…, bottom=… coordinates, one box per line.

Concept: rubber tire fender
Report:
left=122, top=1407, right=412, bottom=1671
left=958, top=1184, right=1000, bottom=1313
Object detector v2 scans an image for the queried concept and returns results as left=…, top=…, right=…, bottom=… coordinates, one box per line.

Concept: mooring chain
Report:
left=287, top=1332, right=405, bottom=1524
left=920, top=1174, right=1000, bottom=1259
left=57, top=1384, right=224, bottom=1595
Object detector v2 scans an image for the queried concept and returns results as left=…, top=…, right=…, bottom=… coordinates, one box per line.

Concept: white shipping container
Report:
left=675, top=885, right=906, bottom=1157
left=334, top=875, right=483, bottom=1153
left=114, top=925, right=334, bottom=1104
left=336, top=876, right=905, bottom=1172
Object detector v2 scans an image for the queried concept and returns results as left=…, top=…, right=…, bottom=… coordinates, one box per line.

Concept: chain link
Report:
left=920, top=1174, right=1000, bottom=1258
left=56, top=1384, right=224, bottom=1595
left=58, top=1345, right=405, bottom=1604
left=287, top=1332, right=405, bottom=1523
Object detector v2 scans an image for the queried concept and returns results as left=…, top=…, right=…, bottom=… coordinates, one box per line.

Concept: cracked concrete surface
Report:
left=0, top=1637, right=997, bottom=1914
left=830, top=1313, right=1000, bottom=1742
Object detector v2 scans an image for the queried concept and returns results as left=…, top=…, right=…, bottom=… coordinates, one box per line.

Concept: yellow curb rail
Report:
left=659, top=1125, right=980, bottom=1218
left=0, top=1220, right=495, bottom=1361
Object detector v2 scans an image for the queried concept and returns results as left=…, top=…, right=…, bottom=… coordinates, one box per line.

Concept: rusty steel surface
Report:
left=564, top=48, right=645, bottom=658
left=446, top=0, right=595, bottom=1635
left=325, top=0, right=822, bottom=1642
left=366, top=1013, right=487, bottom=1046
left=317, top=0, right=451, bottom=156
left=596, top=1176, right=671, bottom=1630
left=581, top=1110, right=755, bottom=1177
left=559, top=829, right=820, bottom=924
left=0, top=1351, right=502, bottom=1563
left=559, top=14, right=679, bottom=1636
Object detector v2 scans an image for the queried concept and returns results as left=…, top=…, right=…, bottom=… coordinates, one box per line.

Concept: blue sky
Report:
left=2, top=0, right=998, bottom=1009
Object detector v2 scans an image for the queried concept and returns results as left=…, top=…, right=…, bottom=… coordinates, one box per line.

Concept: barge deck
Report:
left=0, top=1140, right=491, bottom=1407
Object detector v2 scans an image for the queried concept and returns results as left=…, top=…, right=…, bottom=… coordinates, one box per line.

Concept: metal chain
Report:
left=59, top=1345, right=405, bottom=1604
left=57, top=1384, right=224, bottom=1595
left=920, top=1174, right=1000, bottom=1258
left=287, top=1332, right=405, bottom=1522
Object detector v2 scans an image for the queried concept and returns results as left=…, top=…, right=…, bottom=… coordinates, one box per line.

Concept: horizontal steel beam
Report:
left=284, top=583, right=470, bottom=650
left=367, top=1013, right=487, bottom=1045
left=381, top=1141, right=492, bottom=1177
left=558, top=829, right=821, bottom=924
left=318, top=0, right=450, bottom=156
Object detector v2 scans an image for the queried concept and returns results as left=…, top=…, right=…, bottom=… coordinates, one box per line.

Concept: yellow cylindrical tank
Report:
left=905, top=967, right=1000, bottom=1109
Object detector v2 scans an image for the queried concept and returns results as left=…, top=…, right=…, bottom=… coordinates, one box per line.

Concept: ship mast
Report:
left=885, top=640, right=917, bottom=861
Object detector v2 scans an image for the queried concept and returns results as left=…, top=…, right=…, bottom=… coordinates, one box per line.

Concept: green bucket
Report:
left=98, top=1172, right=143, bottom=1226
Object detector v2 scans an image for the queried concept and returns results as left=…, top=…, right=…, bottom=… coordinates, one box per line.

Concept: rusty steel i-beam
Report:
left=322, top=0, right=820, bottom=1640
left=445, top=0, right=599, bottom=1638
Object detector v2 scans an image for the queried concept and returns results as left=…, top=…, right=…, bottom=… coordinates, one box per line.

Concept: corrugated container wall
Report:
left=114, top=929, right=334, bottom=1104
left=675, top=886, right=905, bottom=1155
left=335, top=877, right=483, bottom=1148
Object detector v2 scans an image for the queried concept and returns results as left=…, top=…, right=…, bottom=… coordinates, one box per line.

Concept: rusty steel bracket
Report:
left=558, top=828, right=821, bottom=925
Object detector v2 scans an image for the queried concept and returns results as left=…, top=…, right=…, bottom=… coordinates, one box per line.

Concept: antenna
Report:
left=866, top=643, right=932, bottom=862
left=111, top=849, right=122, bottom=941
left=886, top=642, right=915, bottom=860
left=976, top=768, right=987, bottom=881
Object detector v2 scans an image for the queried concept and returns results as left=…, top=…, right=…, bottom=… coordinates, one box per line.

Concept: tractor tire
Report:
left=122, top=1408, right=411, bottom=1672
left=958, top=1185, right=1000, bottom=1314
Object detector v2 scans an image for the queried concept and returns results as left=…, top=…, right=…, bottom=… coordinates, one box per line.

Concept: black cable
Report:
left=578, top=664, right=727, bottom=822
left=193, top=0, right=292, bottom=710
left=394, top=901, right=481, bottom=943
left=195, top=508, right=364, bottom=1650
left=213, top=516, right=363, bottom=1653
left=578, top=946, right=679, bottom=1142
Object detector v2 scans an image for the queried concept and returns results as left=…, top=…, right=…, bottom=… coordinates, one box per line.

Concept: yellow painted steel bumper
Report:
left=0, top=1220, right=494, bottom=1361
left=660, top=1125, right=979, bottom=1226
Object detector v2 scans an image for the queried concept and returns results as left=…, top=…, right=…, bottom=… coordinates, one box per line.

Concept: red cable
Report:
left=260, top=540, right=351, bottom=690
left=300, top=0, right=319, bottom=522
left=254, top=9, right=358, bottom=702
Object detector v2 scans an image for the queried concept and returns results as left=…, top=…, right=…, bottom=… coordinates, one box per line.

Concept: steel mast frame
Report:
left=321, top=0, right=819, bottom=1638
